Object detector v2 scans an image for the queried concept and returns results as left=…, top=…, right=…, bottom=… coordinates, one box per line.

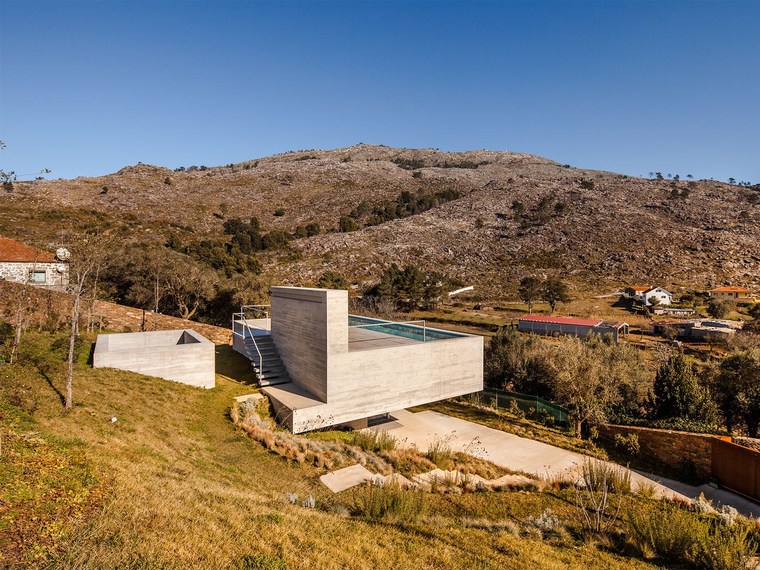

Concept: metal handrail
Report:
left=240, top=305, right=271, bottom=333
left=232, top=312, right=267, bottom=375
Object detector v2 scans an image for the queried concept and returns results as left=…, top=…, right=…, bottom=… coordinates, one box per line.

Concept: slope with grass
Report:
left=0, top=331, right=690, bottom=569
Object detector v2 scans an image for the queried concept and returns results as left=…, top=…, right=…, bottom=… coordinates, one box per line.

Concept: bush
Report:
left=626, top=501, right=759, bottom=568
left=352, top=430, right=396, bottom=453
left=580, top=458, right=631, bottom=495
left=351, top=482, right=426, bottom=521
left=426, top=436, right=454, bottom=469
left=613, top=433, right=640, bottom=456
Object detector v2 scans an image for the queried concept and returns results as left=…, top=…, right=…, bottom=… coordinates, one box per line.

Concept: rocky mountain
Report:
left=4, top=144, right=759, bottom=297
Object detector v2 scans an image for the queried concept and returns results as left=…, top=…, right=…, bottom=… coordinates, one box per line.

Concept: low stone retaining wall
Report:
left=598, top=424, right=722, bottom=481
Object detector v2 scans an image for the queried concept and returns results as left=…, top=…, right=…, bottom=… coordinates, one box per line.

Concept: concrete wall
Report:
left=0, top=261, right=68, bottom=288
left=93, top=329, right=215, bottom=389
left=287, top=334, right=483, bottom=432
left=265, top=286, right=483, bottom=433
left=271, top=287, right=337, bottom=402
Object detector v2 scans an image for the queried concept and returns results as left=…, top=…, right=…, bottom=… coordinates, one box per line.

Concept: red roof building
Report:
left=0, top=236, right=56, bottom=262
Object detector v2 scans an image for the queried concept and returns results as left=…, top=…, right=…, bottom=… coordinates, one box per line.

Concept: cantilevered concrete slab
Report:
left=93, top=329, right=215, bottom=389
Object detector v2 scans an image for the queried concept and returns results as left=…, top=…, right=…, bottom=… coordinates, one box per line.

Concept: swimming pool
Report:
left=348, top=315, right=463, bottom=342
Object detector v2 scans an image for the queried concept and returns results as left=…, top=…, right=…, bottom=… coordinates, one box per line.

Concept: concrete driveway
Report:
left=372, top=409, right=760, bottom=518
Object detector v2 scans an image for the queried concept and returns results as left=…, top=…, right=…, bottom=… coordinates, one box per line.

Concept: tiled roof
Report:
left=0, top=236, right=56, bottom=262
left=711, top=286, right=751, bottom=293
left=519, top=314, right=601, bottom=327
left=626, top=285, right=650, bottom=291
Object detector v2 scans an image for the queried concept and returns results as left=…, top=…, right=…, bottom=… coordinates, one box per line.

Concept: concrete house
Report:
left=709, top=286, right=755, bottom=303
left=518, top=314, right=629, bottom=342
left=0, top=236, right=69, bottom=289
left=232, top=286, right=483, bottom=433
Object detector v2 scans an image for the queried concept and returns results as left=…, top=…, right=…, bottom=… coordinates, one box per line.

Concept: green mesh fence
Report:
left=467, top=388, right=569, bottom=425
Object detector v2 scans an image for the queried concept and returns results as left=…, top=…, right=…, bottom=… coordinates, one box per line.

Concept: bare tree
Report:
left=63, top=234, right=106, bottom=410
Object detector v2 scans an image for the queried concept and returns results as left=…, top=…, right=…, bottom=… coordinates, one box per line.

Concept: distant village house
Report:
left=0, top=236, right=69, bottom=289
left=518, top=314, right=629, bottom=343
left=709, top=286, right=756, bottom=303
left=622, top=285, right=673, bottom=307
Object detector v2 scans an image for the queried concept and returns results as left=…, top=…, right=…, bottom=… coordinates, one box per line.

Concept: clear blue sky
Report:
left=1, top=0, right=758, bottom=182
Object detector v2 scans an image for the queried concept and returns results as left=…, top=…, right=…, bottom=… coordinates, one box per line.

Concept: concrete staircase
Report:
left=243, top=334, right=290, bottom=386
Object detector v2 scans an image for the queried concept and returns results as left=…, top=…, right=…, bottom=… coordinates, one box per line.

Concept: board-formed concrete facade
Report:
left=93, top=329, right=215, bottom=389
left=258, top=287, right=483, bottom=433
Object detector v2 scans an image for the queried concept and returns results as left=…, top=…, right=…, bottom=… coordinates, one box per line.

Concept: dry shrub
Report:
left=352, top=429, right=396, bottom=452
left=426, top=436, right=454, bottom=469
left=350, top=482, right=426, bottom=522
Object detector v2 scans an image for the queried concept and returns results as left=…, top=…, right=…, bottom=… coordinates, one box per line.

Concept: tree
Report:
left=650, top=353, right=717, bottom=424
left=550, top=336, right=632, bottom=437
left=484, top=327, right=554, bottom=398
left=318, top=270, right=349, bottom=290
left=714, top=349, right=760, bottom=436
left=63, top=234, right=107, bottom=410
left=707, top=298, right=733, bottom=319
left=164, top=253, right=218, bottom=319
left=518, top=276, right=543, bottom=313
left=543, top=278, right=570, bottom=314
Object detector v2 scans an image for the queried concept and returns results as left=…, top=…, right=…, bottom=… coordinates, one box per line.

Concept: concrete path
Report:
left=372, top=409, right=759, bottom=517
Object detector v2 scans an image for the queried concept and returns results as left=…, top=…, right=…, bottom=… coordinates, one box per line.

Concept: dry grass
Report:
left=0, top=332, right=673, bottom=569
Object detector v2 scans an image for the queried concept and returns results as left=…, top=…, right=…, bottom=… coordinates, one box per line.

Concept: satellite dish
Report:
left=56, top=248, right=70, bottom=261
left=56, top=264, right=67, bottom=273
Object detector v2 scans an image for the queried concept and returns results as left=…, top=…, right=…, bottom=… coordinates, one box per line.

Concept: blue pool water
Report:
left=348, top=315, right=463, bottom=342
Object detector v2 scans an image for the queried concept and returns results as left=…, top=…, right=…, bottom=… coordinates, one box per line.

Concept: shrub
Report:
left=351, top=482, right=426, bottom=521
left=613, top=433, right=640, bottom=456
left=273, top=209, right=285, bottom=217
left=426, top=436, right=454, bottom=469
left=580, top=459, right=632, bottom=495
left=352, top=430, right=396, bottom=453
left=626, top=501, right=700, bottom=561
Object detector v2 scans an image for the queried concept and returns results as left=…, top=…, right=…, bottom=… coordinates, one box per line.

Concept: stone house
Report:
left=0, top=236, right=69, bottom=289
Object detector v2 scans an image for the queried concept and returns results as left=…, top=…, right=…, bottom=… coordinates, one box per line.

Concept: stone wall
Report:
left=0, top=261, right=67, bottom=288
left=598, top=424, right=719, bottom=481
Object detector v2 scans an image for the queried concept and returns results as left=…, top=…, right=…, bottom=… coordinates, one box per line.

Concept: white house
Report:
left=232, top=287, right=483, bottom=433
left=638, top=286, right=672, bottom=306
left=0, top=236, right=69, bottom=289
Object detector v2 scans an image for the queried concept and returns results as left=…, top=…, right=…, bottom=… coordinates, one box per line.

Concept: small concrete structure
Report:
left=651, top=319, right=743, bottom=341
left=93, top=329, right=215, bottom=389
left=234, top=286, right=483, bottom=433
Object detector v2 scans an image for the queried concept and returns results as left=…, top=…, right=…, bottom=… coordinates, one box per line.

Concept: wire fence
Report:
left=463, top=388, right=570, bottom=425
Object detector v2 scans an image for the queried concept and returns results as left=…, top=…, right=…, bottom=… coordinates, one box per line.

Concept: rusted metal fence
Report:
left=711, top=438, right=760, bottom=502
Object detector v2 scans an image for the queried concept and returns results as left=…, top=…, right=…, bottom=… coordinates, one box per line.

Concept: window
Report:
left=29, top=270, right=47, bottom=284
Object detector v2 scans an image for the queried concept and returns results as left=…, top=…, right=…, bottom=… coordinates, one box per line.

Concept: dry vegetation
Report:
left=5, top=144, right=759, bottom=298
left=6, top=332, right=757, bottom=568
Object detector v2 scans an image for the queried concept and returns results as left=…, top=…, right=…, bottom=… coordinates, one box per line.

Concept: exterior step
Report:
left=241, top=334, right=290, bottom=387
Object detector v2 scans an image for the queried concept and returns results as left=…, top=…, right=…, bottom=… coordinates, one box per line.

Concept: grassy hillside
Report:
left=0, top=332, right=698, bottom=569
